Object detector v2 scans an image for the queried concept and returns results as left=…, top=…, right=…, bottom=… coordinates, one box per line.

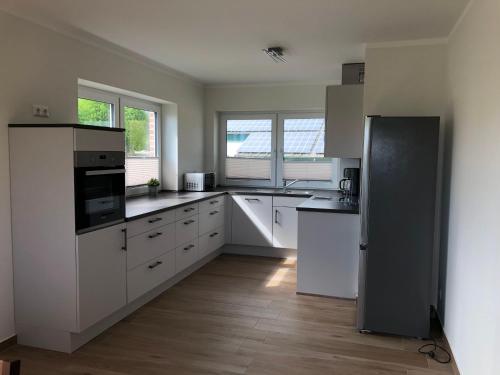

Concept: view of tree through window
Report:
left=124, top=106, right=156, bottom=157
left=77, top=98, right=113, bottom=127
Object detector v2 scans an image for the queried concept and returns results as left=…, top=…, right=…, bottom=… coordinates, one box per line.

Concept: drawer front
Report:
left=127, top=210, right=175, bottom=238
left=199, top=196, right=224, bottom=212
left=199, top=226, right=224, bottom=259
left=199, top=206, right=224, bottom=236
left=127, top=223, right=175, bottom=270
left=175, top=216, right=199, bottom=246
left=127, top=250, right=175, bottom=303
left=273, top=196, right=310, bottom=208
left=175, top=238, right=199, bottom=273
left=175, top=203, right=199, bottom=221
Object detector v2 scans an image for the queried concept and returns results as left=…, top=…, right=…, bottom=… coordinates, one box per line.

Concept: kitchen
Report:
left=0, top=1, right=498, bottom=375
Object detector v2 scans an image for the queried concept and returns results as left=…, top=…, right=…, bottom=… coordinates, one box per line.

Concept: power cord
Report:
left=418, top=337, right=452, bottom=364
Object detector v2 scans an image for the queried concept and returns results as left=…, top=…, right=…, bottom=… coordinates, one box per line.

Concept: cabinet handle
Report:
left=183, top=207, right=195, bottom=212
left=245, top=198, right=260, bottom=202
left=209, top=210, right=219, bottom=215
left=183, top=219, right=195, bottom=225
left=121, top=228, right=127, bottom=251
left=148, top=261, right=163, bottom=269
left=183, top=244, right=195, bottom=251
left=148, top=217, right=163, bottom=224
left=148, top=232, right=163, bottom=239
left=209, top=200, right=218, bottom=204
left=274, top=209, right=279, bottom=224
left=121, top=246, right=127, bottom=251
left=209, top=232, right=219, bottom=238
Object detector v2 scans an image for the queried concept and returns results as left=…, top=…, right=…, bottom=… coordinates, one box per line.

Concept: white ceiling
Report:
left=1, top=0, right=469, bottom=85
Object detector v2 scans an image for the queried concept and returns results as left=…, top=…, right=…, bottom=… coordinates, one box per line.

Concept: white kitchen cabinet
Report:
left=324, top=84, right=364, bottom=158
left=272, top=196, right=308, bottom=249
left=199, top=226, right=225, bottom=259
left=127, top=223, right=176, bottom=270
left=272, top=206, right=299, bottom=249
left=199, top=205, right=225, bottom=235
left=175, top=215, right=199, bottom=246
left=76, top=223, right=127, bottom=332
left=297, top=211, right=360, bottom=299
left=231, top=195, right=273, bottom=247
left=175, top=239, right=199, bottom=273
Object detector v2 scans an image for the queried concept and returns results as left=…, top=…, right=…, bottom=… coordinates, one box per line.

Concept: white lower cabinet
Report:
left=127, top=223, right=175, bottom=270
left=272, top=206, right=299, bottom=249
left=175, top=215, right=199, bottom=246
left=127, top=250, right=175, bottom=303
left=231, top=195, right=273, bottom=247
left=199, top=205, right=224, bottom=235
left=175, top=238, right=199, bottom=273
left=199, top=226, right=225, bottom=259
left=76, top=223, right=127, bottom=332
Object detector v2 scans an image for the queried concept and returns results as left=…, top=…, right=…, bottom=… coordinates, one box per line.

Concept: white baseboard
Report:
left=222, top=244, right=296, bottom=258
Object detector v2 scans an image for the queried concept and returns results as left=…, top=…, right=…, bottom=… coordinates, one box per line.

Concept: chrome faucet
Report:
left=282, top=179, right=300, bottom=193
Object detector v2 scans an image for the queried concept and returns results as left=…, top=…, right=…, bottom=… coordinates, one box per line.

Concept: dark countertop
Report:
left=126, top=191, right=226, bottom=221
left=296, top=195, right=359, bottom=214
left=9, top=123, right=125, bottom=132
left=126, top=187, right=359, bottom=220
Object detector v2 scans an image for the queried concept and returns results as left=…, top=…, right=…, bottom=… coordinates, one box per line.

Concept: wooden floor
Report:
left=1, top=255, right=455, bottom=375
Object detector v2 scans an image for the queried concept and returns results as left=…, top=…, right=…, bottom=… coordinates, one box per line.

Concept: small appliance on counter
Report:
left=339, top=167, right=360, bottom=197
left=184, top=172, right=215, bottom=191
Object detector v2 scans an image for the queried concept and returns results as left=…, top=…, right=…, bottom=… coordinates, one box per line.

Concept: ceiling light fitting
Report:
left=262, top=47, right=287, bottom=63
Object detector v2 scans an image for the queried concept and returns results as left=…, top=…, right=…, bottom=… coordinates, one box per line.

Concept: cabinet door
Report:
left=76, top=223, right=127, bottom=332
left=272, top=207, right=298, bottom=249
left=231, top=195, right=273, bottom=247
left=324, top=85, right=364, bottom=158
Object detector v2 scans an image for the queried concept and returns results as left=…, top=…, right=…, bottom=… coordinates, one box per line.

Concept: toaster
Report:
left=184, top=172, right=216, bottom=191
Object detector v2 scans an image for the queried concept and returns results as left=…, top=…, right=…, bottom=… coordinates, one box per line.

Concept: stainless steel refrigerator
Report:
left=357, top=116, right=440, bottom=338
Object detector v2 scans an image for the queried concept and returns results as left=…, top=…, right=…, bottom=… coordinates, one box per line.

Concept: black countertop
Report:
left=126, top=191, right=226, bottom=220
left=125, top=187, right=359, bottom=220
left=296, top=196, right=359, bottom=214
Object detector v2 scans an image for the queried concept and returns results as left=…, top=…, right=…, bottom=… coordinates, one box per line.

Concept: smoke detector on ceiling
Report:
left=262, top=47, right=287, bottom=63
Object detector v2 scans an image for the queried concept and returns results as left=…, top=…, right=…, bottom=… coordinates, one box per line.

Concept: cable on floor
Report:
left=418, top=337, right=452, bottom=364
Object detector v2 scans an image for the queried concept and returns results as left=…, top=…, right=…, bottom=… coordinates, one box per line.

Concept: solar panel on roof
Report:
left=227, top=119, right=272, bottom=132
left=237, top=132, right=271, bottom=153
left=284, top=132, right=318, bottom=154
left=284, top=118, right=324, bottom=132
left=313, top=132, right=325, bottom=154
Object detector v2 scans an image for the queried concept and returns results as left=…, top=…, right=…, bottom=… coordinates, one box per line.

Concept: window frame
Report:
left=77, top=86, right=119, bottom=128
left=277, top=112, right=339, bottom=190
left=219, top=111, right=340, bottom=190
left=77, top=86, right=162, bottom=192
left=219, top=112, right=278, bottom=187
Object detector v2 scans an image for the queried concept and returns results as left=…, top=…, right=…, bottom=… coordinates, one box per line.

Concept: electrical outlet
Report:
left=33, top=104, right=50, bottom=118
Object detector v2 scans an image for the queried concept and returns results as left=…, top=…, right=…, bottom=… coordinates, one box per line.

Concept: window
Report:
left=77, top=87, right=161, bottom=189
left=220, top=112, right=338, bottom=188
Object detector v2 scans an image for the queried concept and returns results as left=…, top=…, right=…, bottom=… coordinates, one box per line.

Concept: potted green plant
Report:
left=147, top=178, right=160, bottom=197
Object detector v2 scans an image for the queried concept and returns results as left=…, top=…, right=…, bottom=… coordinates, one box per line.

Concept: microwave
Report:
left=184, top=172, right=215, bottom=191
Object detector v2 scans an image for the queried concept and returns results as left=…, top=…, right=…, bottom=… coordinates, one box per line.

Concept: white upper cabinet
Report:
left=324, top=85, right=364, bottom=158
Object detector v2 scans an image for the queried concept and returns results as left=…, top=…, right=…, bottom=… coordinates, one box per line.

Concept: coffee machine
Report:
left=339, top=168, right=360, bottom=197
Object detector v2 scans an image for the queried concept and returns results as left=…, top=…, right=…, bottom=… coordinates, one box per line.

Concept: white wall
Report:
left=204, top=83, right=331, bottom=176
left=0, top=11, right=204, bottom=342
left=443, top=0, right=500, bottom=373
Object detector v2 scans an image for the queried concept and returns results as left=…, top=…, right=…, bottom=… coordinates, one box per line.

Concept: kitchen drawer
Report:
left=127, top=210, right=175, bottom=238
left=175, top=238, right=199, bottom=273
left=273, top=196, right=309, bottom=208
left=127, top=223, right=175, bottom=270
left=175, top=215, right=199, bottom=246
left=127, top=250, right=175, bottom=303
left=199, top=226, right=224, bottom=259
left=199, top=196, right=224, bottom=212
left=175, top=203, right=199, bottom=221
left=199, top=205, right=224, bottom=236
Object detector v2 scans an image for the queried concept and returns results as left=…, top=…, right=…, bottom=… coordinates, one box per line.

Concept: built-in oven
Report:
left=74, top=151, right=126, bottom=234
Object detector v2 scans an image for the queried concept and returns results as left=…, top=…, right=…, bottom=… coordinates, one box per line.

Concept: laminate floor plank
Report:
left=0, top=254, right=454, bottom=375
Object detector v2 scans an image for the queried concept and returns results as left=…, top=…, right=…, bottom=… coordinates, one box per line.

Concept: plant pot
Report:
left=148, top=185, right=159, bottom=197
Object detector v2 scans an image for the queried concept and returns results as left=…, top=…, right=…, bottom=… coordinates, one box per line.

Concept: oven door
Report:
left=74, top=167, right=125, bottom=233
